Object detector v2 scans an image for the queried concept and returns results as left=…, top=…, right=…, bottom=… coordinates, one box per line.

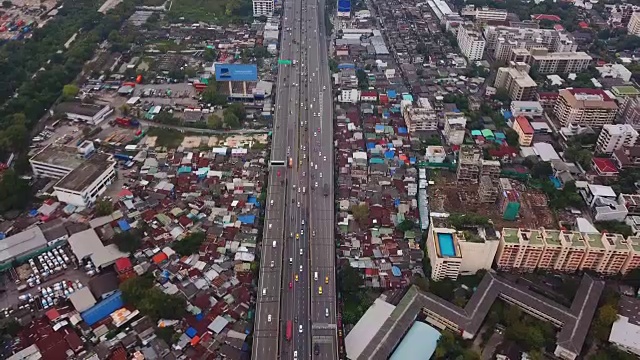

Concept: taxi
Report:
left=318, top=286, right=322, bottom=295
left=295, top=274, right=299, bottom=282
left=296, top=233, right=300, bottom=239
left=325, top=276, right=329, bottom=284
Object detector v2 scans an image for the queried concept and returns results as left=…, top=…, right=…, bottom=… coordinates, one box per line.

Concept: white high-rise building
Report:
left=253, top=0, right=274, bottom=17
left=457, top=25, right=486, bottom=60
left=596, top=124, right=639, bottom=154
left=628, top=12, right=640, bottom=36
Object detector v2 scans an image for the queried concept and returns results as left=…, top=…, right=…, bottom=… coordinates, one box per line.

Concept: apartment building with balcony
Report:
left=252, top=0, right=274, bottom=16
left=483, top=26, right=577, bottom=62
left=457, top=25, right=486, bottom=60
left=553, top=89, right=618, bottom=127
left=495, top=227, right=640, bottom=275
left=619, top=96, right=640, bottom=130
left=528, top=49, right=592, bottom=74
left=627, top=11, right=640, bottom=36
left=494, top=62, right=537, bottom=101
left=596, top=124, right=638, bottom=154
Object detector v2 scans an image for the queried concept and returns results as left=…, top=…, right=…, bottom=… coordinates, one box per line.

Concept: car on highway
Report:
left=277, top=170, right=281, bottom=177
left=314, top=344, right=320, bottom=355
left=325, top=308, right=329, bottom=317
left=313, top=132, right=317, bottom=137
left=299, top=248, right=303, bottom=255
left=302, top=219, right=305, bottom=225
left=325, top=276, right=329, bottom=284
left=297, top=202, right=300, bottom=207
left=324, top=156, right=327, bottom=161
left=289, top=282, right=292, bottom=289
left=295, top=274, right=299, bottom=281
left=312, top=230, right=316, bottom=237
left=262, top=288, right=266, bottom=295
left=293, top=351, right=298, bottom=360
left=299, top=265, right=303, bottom=272
left=268, top=314, right=272, bottom=322
left=270, top=261, right=274, bottom=268
left=301, top=229, right=304, bottom=235
left=270, top=199, right=274, bottom=206
left=318, top=286, right=322, bottom=294
left=296, top=233, right=299, bottom=239
left=320, top=173, right=322, bottom=178
left=299, top=325, right=303, bottom=333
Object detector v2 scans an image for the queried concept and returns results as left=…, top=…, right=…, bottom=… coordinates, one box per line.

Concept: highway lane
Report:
left=251, top=0, right=299, bottom=358
left=301, top=0, right=338, bottom=358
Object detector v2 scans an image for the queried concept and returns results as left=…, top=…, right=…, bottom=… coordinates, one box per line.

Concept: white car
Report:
left=323, top=156, right=327, bottom=161
left=294, top=351, right=298, bottom=359
left=314, top=164, right=318, bottom=169
left=297, top=202, right=300, bottom=207
left=300, top=248, right=303, bottom=255
left=326, top=308, right=329, bottom=317
left=299, top=265, right=303, bottom=272
left=320, top=173, right=323, bottom=178
left=299, top=325, right=303, bottom=333
left=268, top=314, right=272, bottom=322
left=270, top=200, right=274, bottom=206
left=270, top=261, right=274, bottom=268
left=315, top=182, right=318, bottom=187
left=314, top=132, right=317, bottom=137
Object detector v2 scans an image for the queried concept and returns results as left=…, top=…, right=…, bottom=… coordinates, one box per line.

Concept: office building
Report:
left=512, top=115, right=534, bottom=146
left=553, top=89, right=618, bottom=127
left=457, top=25, right=486, bottom=61
left=496, top=227, right=640, bottom=275
left=252, top=0, right=274, bottom=17
left=401, top=99, right=438, bottom=133
left=460, top=5, right=507, bottom=21
left=30, top=141, right=97, bottom=179
left=627, top=12, right=640, bottom=36
left=52, top=153, right=117, bottom=207
left=443, top=114, right=467, bottom=145
left=596, top=124, right=639, bottom=154
left=494, top=62, right=537, bottom=101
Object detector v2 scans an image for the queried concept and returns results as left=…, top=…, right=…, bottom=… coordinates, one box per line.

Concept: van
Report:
left=314, top=272, right=318, bottom=281
left=262, top=288, right=266, bottom=296
left=272, top=241, right=276, bottom=248
left=302, top=187, right=306, bottom=194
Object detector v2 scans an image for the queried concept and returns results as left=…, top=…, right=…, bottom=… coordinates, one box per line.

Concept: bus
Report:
left=285, top=320, right=292, bottom=341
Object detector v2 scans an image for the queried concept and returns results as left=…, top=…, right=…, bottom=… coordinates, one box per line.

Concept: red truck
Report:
left=114, top=117, right=140, bottom=127
left=285, top=320, right=292, bottom=341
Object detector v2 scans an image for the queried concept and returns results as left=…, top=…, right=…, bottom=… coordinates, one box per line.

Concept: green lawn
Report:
left=168, top=0, right=252, bottom=23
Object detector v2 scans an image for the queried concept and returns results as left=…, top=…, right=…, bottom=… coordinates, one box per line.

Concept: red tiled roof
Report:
left=592, top=157, right=619, bottom=174
left=578, top=21, right=589, bottom=28
left=515, top=116, right=534, bottom=135
left=114, top=257, right=132, bottom=272
left=531, top=14, right=561, bottom=21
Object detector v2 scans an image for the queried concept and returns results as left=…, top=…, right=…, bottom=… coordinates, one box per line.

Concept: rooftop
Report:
left=345, top=298, right=396, bottom=360
left=561, top=88, right=618, bottom=110
left=30, top=145, right=86, bottom=170
left=54, top=153, right=115, bottom=192
left=56, top=102, right=109, bottom=117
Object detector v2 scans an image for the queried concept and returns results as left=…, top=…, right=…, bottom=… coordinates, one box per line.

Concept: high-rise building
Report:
left=252, top=0, right=274, bottom=17
left=553, top=89, right=618, bottom=127
left=494, top=62, right=537, bottom=101
left=596, top=124, right=639, bottom=154
left=527, top=48, right=592, bottom=74
left=484, top=26, right=577, bottom=62
left=457, top=25, right=486, bottom=60
left=627, top=12, right=640, bottom=36
left=620, top=97, right=640, bottom=130
left=496, top=227, right=640, bottom=275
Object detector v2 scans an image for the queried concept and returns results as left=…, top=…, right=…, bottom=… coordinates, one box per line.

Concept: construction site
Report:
left=428, top=169, right=556, bottom=230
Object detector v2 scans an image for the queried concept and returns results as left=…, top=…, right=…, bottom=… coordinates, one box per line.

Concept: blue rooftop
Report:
left=398, top=127, right=407, bottom=134
left=186, top=327, right=197, bottom=338
left=238, top=215, right=256, bottom=225
left=389, top=322, right=441, bottom=360
left=384, top=151, right=395, bottom=159
left=117, top=220, right=131, bottom=231
left=367, top=142, right=375, bottom=149
left=387, top=90, right=397, bottom=98
left=391, top=266, right=401, bottom=277
left=375, top=124, right=385, bottom=131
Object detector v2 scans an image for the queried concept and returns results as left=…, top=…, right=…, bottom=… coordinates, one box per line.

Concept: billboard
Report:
left=215, top=64, right=258, bottom=82
left=337, top=0, right=350, bottom=16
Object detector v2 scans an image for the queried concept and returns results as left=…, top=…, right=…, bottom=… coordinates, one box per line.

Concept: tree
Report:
left=154, top=111, right=179, bottom=125
left=95, top=199, right=114, bottom=216
left=120, top=275, right=185, bottom=320
left=622, top=268, right=640, bottom=289
left=429, top=278, right=455, bottom=301
left=225, top=103, right=246, bottom=121
left=203, top=47, right=217, bottom=62
left=531, top=161, right=552, bottom=179
left=120, top=275, right=155, bottom=305
left=112, top=230, right=142, bottom=253
left=223, top=111, right=241, bottom=129
left=338, top=264, right=363, bottom=295
left=62, top=84, right=79, bottom=100
left=565, top=145, right=593, bottom=169
left=356, top=69, right=369, bottom=89
left=1, top=1, right=12, bottom=8
left=591, top=303, right=618, bottom=342
left=120, top=104, right=131, bottom=116
left=350, top=203, right=369, bottom=227
left=207, top=114, right=223, bottom=129
left=172, top=232, right=206, bottom=256
left=0, top=169, right=30, bottom=212
left=202, top=83, right=226, bottom=105
left=594, top=221, right=633, bottom=237
left=493, top=88, right=511, bottom=103
left=397, top=219, right=415, bottom=232
left=504, top=128, right=520, bottom=147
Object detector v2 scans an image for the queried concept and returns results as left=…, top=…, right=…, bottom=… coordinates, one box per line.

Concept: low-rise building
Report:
left=425, top=146, right=446, bottom=163
left=512, top=115, right=534, bottom=146
left=53, top=153, right=117, bottom=207
left=55, top=102, right=113, bottom=125
left=510, top=101, right=543, bottom=118
left=553, top=88, right=618, bottom=127
left=402, top=99, right=438, bottom=133
left=596, top=63, right=633, bottom=82
left=252, top=0, right=274, bottom=17
left=528, top=48, right=592, bottom=75
left=460, top=5, right=508, bottom=21
left=596, top=124, right=638, bottom=154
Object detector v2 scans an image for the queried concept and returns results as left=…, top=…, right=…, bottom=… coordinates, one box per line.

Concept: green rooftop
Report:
left=611, top=85, right=640, bottom=96
left=544, top=230, right=561, bottom=247
left=629, top=237, right=640, bottom=252
left=502, top=228, right=520, bottom=244
left=585, top=233, right=605, bottom=249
